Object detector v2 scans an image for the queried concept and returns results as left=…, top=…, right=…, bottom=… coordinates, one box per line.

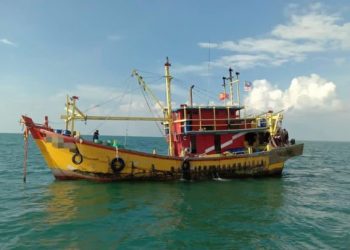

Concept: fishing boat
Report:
left=21, top=58, right=303, bottom=182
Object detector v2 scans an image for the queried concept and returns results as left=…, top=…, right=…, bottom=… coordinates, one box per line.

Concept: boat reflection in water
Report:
left=43, top=181, right=184, bottom=238
left=41, top=179, right=284, bottom=248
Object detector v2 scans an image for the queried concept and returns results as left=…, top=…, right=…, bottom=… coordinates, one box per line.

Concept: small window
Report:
left=214, top=135, right=221, bottom=153
left=190, top=136, right=197, bottom=153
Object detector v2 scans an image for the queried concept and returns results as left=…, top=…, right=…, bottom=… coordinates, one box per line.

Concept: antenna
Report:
left=235, top=71, right=240, bottom=107
left=207, top=40, right=211, bottom=104
left=222, top=77, right=227, bottom=106
left=229, top=68, right=234, bottom=106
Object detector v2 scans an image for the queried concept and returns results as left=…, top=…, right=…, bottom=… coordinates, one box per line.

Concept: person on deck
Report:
left=93, top=130, right=99, bottom=141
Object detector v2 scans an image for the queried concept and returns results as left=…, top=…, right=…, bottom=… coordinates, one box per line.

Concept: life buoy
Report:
left=110, top=157, right=125, bottom=174
left=72, top=152, right=83, bottom=165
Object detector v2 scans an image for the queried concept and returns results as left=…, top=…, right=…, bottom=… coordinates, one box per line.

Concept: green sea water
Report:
left=0, top=133, right=349, bottom=249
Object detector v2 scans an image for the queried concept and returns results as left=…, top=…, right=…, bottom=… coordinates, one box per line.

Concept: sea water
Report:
left=0, top=133, right=349, bottom=249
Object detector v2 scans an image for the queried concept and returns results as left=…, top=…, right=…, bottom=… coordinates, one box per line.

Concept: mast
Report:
left=70, top=96, right=78, bottom=134
left=229, top=68, right=234, bottom=106
left=236, top=71, right=240, bottom=107
left=65, top=95, right=70, bottom=130
left=222, top=77, right=227, bottom=106
left=164, top=57, right=174, bottom=156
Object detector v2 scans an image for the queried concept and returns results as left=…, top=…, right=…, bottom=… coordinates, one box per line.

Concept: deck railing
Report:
left=170, top=117, right=268, bottom=134
left=163, top=106, right=283, bottom=136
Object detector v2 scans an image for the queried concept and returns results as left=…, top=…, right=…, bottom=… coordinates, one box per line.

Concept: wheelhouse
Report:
left=165, top=105, right=270, bottom=157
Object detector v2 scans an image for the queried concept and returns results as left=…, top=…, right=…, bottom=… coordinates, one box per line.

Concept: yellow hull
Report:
left=33, top=135, right=302, bottom=181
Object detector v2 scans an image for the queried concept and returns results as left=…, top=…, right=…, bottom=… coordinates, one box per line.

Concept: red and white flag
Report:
left=219, top=92, right=229, bottom=100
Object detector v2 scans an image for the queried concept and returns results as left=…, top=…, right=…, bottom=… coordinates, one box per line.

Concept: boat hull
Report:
left=22, top=116, right=303, bottom=182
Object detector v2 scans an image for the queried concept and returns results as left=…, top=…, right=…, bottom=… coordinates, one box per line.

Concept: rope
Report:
left=207, top=39, right=211, bottom=94
left=23, top=128, right=29, bottom=183
left=87, top=81, right=139, bottom=134
left=82, top=75, right=133, bottom=113
left=123, top=88, right=134, bottom=147
left=172, top=77, right=218, bottom=103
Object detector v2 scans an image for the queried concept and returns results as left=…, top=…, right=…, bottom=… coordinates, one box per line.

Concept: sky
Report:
left=1, top=0, right=350, bottom=141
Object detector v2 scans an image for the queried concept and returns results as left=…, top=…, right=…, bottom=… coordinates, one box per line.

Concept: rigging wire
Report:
left=74, top=67, right=225, bottom=137
left=169, top=76, right=220, bottom=105
left=135, top=69, right=163, bottom=77
left=138, top=83, right=166, bottom=139
left=82, top=76, right=134, bottom=113
left=87, top=78, right=137, bottom=134
left=172, top=76, right=215, bottom=96
left=84, top=70, right=166, bottom=138
left=172, top=76, right=218, bottom=103
left=193, top=88, right=218, bottom=102
left=207, top=39, right=211, bottom=98
left=124, top=89, right=134, bottom=147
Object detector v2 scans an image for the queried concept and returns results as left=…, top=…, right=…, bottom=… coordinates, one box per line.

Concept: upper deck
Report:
left=165, top=104, right=272, bottom=156
left=167, top=104, right=268, bottom=135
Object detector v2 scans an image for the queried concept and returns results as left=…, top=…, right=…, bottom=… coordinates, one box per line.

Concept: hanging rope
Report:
left=23, top=127, right=29, bottom=183
left=123, top=88, right=134, bottom=147
left=207, top=39, right=212, bottom=93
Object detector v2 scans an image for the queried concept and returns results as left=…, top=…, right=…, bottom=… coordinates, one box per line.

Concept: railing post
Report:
left=184, top=106, right=187, bottom=133
left=213, top=106, right=216, bottom=130
left=199, top=107, right=202, bottom=130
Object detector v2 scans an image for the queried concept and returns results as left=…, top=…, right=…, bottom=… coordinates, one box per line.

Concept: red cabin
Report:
left=166, top=105, right=267, bottom=157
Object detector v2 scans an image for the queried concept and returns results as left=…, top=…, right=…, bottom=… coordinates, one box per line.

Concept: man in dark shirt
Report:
left=93, top=130, right=99, bottom=141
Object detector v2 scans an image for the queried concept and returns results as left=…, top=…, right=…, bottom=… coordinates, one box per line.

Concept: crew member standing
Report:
left=93, top=130, right=99, bottom=141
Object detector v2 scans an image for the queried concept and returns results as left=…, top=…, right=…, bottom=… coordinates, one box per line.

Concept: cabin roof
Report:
left=172, top=105, right=244, bottom=112
left=182, top=127, right=267, bottom=135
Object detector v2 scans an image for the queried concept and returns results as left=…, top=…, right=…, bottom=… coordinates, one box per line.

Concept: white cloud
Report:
left=271, top=6, right=350, bottom=50
left=244, top=74, right=341, bottom=113
left=174, top=63, right=210, bottom=75
left=213, top=54, right=274, bottom=69
left=185, top=3, right=350, bottom=73
left=198, top=42, right=218, bottom=49
left=0, top=38, right=16, bottom=46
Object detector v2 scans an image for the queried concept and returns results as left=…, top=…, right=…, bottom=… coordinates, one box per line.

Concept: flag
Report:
left=219, top=92, right=229, bottom=100
left=244, top=81, right=252, bottom=92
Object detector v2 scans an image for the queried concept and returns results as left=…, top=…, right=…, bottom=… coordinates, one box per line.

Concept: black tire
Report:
left=110, top=157, right=125, bottom=174
left=72, top=152, right=83, bottom=165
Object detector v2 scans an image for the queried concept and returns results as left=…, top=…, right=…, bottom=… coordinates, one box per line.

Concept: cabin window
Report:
left=245, top=132, right=257, bottom=146
left=190, top=136, right=197, bottom=153
left=214, top=135, right=221, bottom=153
